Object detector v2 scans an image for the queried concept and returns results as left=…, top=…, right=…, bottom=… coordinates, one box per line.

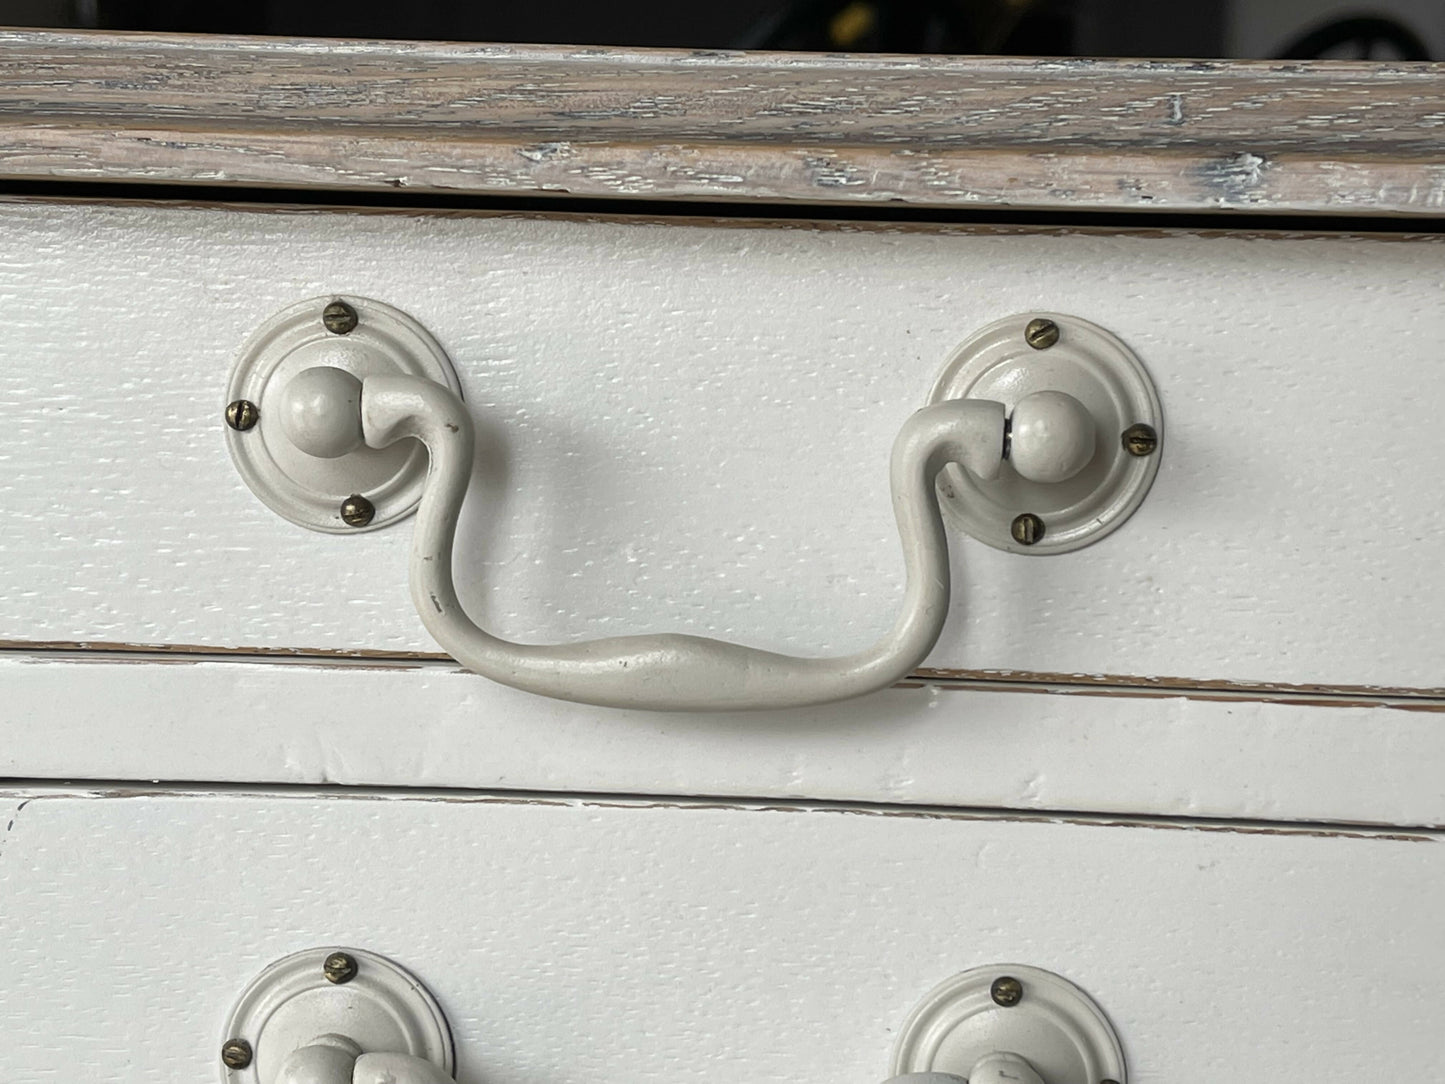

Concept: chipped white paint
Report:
left=2, top=652, right=1442, bottom=825
left=1, top=200, right=1442, bottom=693
left=1, top=32, right=1444, bottom=214
left=0, top=787, right=1441, bottom=1081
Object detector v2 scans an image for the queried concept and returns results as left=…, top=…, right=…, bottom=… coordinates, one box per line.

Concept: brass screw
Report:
left=323, top=950, right=359, bottom=984
left=1122, top=423, right=1158, bottom=457
left=221, top=1038, right=253, bottom=1069
left=990, top=975, right=1024, bottom=1007
left=323, top=300, right=359, bottom=335
left=340, top=495, right=375, bottom=529
left=1010, top=513, right=1045, bottom=547
left=1024, top=317, right=1060, bottom=350
left=225, top=400, right=260, bottom=432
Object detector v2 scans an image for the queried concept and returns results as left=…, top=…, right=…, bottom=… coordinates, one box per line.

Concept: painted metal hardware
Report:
left=222, top=950, right=1121, bottom=1084
left=885, top=964, right=1127, bottom=1084
left=220, top=947, right=454, bottom=1084
left=224, top=296, right=463, bottom=534
left=886, top=1055, right=1046, bottom=1084
left=929, top=312, right=1163, bottom=554
left=226, top=297, right=1161, bottom=711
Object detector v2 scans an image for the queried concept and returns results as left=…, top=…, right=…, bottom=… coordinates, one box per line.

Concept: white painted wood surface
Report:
left=3, top=652, right=1442, bottom=827
left=1, top=787, right=1441, bottom=1082
left=2, top=199, right=1443, bottom=692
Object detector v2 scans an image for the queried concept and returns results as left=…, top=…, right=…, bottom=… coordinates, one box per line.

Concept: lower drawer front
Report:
left=3, top=789, right=1438, bottom=1081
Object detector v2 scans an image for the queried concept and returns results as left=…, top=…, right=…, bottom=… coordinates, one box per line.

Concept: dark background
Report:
left=2, top=0, right=1441, bottom=59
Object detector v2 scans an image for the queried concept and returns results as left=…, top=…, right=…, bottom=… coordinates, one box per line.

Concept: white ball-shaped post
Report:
left=967, top=1053, right=1047, bottom=1084
left=1009, top=390, right=1097, bottom=483
left=354, top=1052, right=458, bottom=1084
left=275, top=1035, right=362, bottom=1084
left=279, top=366, right=365, bottom=459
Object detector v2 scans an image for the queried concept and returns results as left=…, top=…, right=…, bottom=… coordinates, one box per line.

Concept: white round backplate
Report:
left=930, top=313, right=1162, bottom=554
left=891, top=964, right=1126, bottom=1084
left=224, top=295, right=462, bottom=533
left=220, top=947, right=454, bottom=1084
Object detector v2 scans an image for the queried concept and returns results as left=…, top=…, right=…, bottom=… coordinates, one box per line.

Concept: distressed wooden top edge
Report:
left=1, top=29, right=1443, bottom=214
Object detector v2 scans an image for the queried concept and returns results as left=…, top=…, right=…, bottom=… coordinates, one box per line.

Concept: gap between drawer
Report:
left=9, top=186, right=1445, bottom=237
left=5, top=640, right=1443, bottom=711
left=1, top=780, right=1439, bottom=842
left=6, top=647, right=1441, bottom=829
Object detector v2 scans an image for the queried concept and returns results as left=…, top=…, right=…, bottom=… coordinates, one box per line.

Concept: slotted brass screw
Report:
left=991, top=975, right=1024, bottom=1007
left=1122, top=423, right=1159, bottom=457
left=1024, top=317, right=1060, bottom=350
left=340, top=495, right=375, bottom=529
left=225, top=400, right=260, bottom=432
left=323, top=951, right=358, bottom=984
left=1010, top=513, right=1045, bottom=547
left=323, top=300, right=359, bottom=335
left=221, top=1038, right=253, bottom=1069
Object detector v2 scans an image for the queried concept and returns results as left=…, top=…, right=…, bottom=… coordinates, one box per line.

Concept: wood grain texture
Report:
left=1, top=200, right=1442, bottom=690
left=2, top=30, right=1445, bottom=214
left=2, top=787, right=1442, bottom=1082
left=3, top=651, right=1443, bottom=826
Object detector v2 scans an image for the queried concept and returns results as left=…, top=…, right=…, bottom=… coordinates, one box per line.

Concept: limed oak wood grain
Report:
left=1, top=30, right=1443, bottom=214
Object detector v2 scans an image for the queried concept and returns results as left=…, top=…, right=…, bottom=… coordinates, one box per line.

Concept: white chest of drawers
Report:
left=0, top=29, right=1441, bottom=1084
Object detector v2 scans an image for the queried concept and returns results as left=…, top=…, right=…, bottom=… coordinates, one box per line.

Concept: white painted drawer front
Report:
left=1, top=200, right=1442, bottom=693
left=1, top=788, right=1440, bottom=1081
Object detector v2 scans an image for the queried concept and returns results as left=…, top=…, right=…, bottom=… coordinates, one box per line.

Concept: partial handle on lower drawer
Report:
left=278, top=1040, right=454, bottom=1084
left=223, top=951, right=1124, bottom=1084
left=889, top=1058, right=1041, bottom=1084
